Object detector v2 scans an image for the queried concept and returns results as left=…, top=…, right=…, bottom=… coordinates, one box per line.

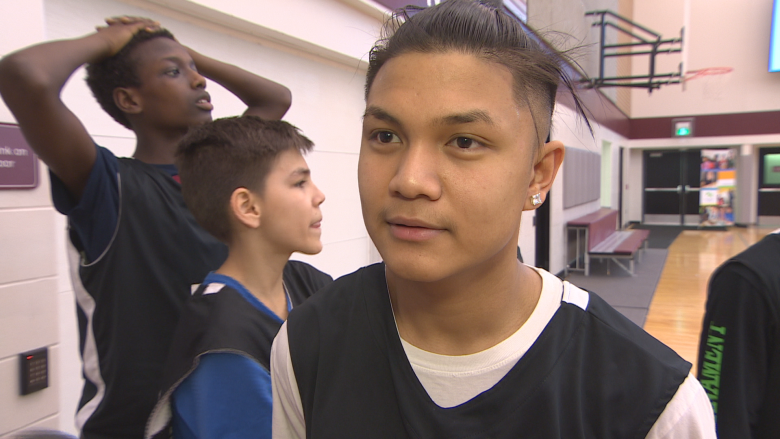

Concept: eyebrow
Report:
left=363, top=106, right=495, bottom=127
left=435, top=110, right=495, bottom=126
left=290, top=168, right=311, bottom=178
left=363, top=106, right=401, bottom=125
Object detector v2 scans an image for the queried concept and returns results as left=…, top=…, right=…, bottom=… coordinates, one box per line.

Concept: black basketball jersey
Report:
left=287, top=263, right=691, bottom=439
left=698, top=232, right=780, bottom=439
left=146, top=261, right=333, bottom=438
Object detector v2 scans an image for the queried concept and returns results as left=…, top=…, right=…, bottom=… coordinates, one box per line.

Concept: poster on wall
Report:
left=700, top=149, right=735, bottom=226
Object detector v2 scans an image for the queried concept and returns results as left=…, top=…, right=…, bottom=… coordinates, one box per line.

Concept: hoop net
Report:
left=681, top=67, right=733, bottom=92
left=685, top=67, right=734, bottom=81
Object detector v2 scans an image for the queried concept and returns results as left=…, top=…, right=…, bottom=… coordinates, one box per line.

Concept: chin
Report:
left=299, top=242, right=323, bottom=256
left=382, top=253, right=458, bottom=284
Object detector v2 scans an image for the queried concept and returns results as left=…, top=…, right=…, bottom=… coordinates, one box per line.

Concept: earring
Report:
left=531, top=193, right=543, bottom=206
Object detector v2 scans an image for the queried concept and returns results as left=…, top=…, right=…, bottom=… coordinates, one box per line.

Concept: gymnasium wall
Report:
left=631, top=0, right=780, bottom=118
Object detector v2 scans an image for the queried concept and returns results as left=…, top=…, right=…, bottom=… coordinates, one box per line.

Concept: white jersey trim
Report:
left=562, top=280, right=590, bottom=311
left=202, top=283, right=226, bottom=295
left=70, top=242, right=105, bottom=431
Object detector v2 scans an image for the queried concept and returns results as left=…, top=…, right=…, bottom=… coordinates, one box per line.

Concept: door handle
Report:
left=676, top=185, right=683, bottom=194
left=684, top=185, right=691, bottom=191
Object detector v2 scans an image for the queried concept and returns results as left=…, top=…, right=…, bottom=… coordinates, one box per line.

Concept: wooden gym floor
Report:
left=643, top=225, right=775, bottom=368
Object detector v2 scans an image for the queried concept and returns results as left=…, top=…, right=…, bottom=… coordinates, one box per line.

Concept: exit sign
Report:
left=0, top=124, right=38, bottom=189
left=672, top=117, right=695, bottom=138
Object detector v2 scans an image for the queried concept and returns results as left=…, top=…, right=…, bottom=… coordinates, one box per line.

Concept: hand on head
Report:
left=95, top=16, right=162, bottom=56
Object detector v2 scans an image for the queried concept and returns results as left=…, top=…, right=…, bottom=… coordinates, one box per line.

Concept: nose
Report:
left=190, top=68, right=206, bottom=89
left=313, top=183, right=325, bottom=207
left=387, top=143, right=442, bottom=201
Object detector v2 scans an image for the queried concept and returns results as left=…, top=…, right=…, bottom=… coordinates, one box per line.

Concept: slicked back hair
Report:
left=86, top=29, right=176, bottom=130
left=176, top=116, right=314, bottom=243
left=365, top=0, right=591, bottom=146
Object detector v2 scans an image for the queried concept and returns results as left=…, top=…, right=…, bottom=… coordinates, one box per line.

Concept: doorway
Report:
left=758, top=147, right=780, bottom=225
left=643, top=149, right=701, bottom=225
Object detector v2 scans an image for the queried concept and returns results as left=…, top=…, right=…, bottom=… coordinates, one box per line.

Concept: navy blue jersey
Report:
left=53, top=147, right=228, bottom=438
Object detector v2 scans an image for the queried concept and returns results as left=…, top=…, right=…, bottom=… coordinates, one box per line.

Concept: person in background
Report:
left=146, top=116, right=331, bottom=439
left=0, top=16, right=291, bottom=438
left=697, top=228, right=780, bottom=439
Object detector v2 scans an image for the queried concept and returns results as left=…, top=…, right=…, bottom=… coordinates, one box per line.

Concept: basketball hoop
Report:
left=682, top=67, right=733, bottom=91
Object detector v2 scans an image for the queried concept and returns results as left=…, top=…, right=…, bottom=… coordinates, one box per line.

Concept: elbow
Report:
left=273, top=87, right=293, bottom=119
left=0, top=53, right=53, bottom=99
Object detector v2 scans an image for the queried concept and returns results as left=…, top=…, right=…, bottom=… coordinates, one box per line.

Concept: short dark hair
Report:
left=86, top=29, right=176, bottom=130
left=365, top=0, right=591, bottom=144
left=176, top=116, right=314, bottom=243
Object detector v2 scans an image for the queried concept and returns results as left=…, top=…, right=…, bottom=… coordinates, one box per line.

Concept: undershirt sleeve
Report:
left=271, top=322, right=306, bottom=439
left=696, top=264, right=770, bottom=438
left=172, top=352, right=272, bottom=439
left=49, top=145, right=119, bottom=263
left=645, top=373, right=716, bottom=439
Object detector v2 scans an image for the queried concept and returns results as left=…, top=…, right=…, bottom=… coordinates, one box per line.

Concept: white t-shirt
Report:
left=271, top=266, right=716, bottom=438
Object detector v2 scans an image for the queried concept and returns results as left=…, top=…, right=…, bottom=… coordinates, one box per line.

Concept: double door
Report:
left=643, top=149, right=701, bottom=225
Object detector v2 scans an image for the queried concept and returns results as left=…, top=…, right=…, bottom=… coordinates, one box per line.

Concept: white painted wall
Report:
left=631, top=0, right=780, bottom=117
left=548, top=104, right=628, bottom=275
left=0, top=0, right=384, bottom=435
left=0, top=0, right=68, bottom=436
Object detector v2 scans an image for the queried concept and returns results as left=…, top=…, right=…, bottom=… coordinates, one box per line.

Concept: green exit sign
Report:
left=672, top=118, right=695, bottom=137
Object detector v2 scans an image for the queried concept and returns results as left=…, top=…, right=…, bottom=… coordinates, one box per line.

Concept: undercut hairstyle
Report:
left=365, top=0, right=591, bottom=145
left=86, top=29, right=176, bottom=130
left=176, top=116, right=314, bottom=243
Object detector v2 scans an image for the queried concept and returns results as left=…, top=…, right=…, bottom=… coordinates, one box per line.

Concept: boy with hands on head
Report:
left=0, top=16, right=290, bottom=438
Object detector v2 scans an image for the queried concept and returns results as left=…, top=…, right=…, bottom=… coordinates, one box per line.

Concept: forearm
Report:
left=0, top=34, right=110, bottom=193
left=0, top=33, right=110, bottom=104
left=188, top=48, right=292, bottom=119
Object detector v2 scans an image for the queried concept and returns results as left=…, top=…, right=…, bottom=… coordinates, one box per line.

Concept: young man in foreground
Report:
left=271, top=1, right=715, bottom=437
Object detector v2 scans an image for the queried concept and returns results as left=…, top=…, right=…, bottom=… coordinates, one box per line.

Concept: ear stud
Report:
left=531, top=193, right=543, bottom=206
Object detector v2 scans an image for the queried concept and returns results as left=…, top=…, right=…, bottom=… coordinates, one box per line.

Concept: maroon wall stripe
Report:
left=630, top=111, right=780, bottom=139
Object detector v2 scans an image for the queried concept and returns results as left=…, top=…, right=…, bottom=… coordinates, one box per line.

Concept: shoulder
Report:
left=710, top=233, right=780, bottom=301
left=284, top=260, right=333, bottom=287
left=284, top=260, right=334, bottom=305
left=285, top=263, right=386, bottom=347
left=289, top=263, right=383, bottom=317
left=562, top=280, right=691, bottom=376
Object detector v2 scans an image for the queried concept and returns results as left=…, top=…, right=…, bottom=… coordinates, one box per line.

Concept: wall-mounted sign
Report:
left=0, top=123, right=38, bottom=189
left=672, top=117, right=695, bottom=137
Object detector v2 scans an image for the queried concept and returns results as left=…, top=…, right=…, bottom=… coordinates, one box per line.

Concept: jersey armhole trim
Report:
left=80, top=172, right=122, bottom=268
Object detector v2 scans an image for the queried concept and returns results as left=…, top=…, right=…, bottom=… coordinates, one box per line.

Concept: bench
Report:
left=565, top=208, right=650, bottom=276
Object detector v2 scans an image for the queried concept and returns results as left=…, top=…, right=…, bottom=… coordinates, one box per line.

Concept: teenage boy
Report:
left=0, top=17, right=291, bottom=439
left=271, top=1, right=715, bottom=438
left=145, top=116, right=331, bottom=439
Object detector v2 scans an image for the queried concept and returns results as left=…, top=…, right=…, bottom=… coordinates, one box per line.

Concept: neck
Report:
left=387, top=251, right=542, bottom=356
left=132, top=126, right=189, bottom=164
left=216, top=238, right=291, bottom=320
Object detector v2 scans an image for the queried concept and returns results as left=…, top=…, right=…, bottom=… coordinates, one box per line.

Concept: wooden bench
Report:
left=565, top=208, right=650, bottom=276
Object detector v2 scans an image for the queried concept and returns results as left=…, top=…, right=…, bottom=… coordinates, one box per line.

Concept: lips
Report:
left=387, top=216, right=444, bottom=241
left=195, top=92, right=213, bottom=111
